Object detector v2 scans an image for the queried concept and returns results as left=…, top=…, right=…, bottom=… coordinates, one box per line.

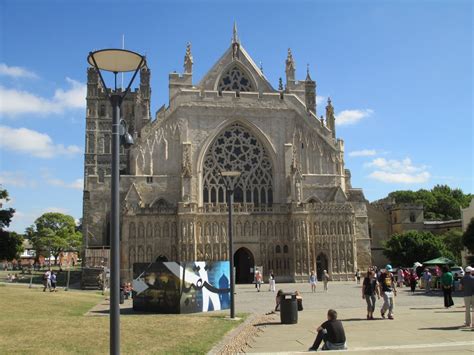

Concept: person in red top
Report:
left=409, top=270, right=419, bottom=294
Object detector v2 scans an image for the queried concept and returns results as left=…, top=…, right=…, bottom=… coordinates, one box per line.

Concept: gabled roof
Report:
left=197, top=37, right=275, bottom=93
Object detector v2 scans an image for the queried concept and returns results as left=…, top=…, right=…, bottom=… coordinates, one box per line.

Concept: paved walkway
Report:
left=232, top=282, right=474, bottom=354
left=80, top=280, right=474, bottom=353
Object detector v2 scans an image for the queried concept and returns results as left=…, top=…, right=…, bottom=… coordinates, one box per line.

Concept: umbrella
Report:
left=413, top=262, right=422, bottom=268
left=422, top=257, right=455, bottom=266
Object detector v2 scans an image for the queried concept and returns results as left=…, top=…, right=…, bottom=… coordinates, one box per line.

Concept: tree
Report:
left=0, top=188, right=15, bottom=230
left=29, top=212, right=82, bottom=265
left=463, top=218, right=474, bottom=254
left=389, top=185, right=472, bottom=221
left=0, top=231, right=24, bottom=261
left=383, top=230, right=452, bottom=266
left=0, top=187, right=21, bottom=261
left=440, top=229, right=463, bottom=265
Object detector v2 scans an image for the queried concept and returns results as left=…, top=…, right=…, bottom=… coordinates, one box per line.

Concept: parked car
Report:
left=451, top=266, right=465, bottom=278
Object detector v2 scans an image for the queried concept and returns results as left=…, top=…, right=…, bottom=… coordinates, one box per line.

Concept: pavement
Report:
left=232, top=282, right=474, bottom=354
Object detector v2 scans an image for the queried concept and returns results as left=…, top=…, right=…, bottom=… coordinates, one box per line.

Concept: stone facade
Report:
left=367, top=199, right=462, bottom=267
left=82, top=28, right=371, bottom=283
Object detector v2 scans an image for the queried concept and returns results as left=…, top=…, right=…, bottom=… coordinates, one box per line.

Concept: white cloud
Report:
left=366, top=157, right=431, bottom=184
left=0, top=125, right=82, bottom=158
left=316, top=96, right=326, bottom=106
left=336, top=109, right=373, bottom=126
left=42, top=207, right=69, bottom=215
left=0, top=171, right=37, bottom=188
left=0, top=63, right=38, bottom=79
left=349, top=149, right=377, bottom=157
left=40, top=169, right=83, bottom=190
left=46, top=177, right=83, bottom=190
left=0, top=77, right=86, bottom=117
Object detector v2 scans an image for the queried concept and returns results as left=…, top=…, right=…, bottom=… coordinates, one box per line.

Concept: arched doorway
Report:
left=234, top=247, right=254, bottom=284
left=316, top=253, right=329, bottom=281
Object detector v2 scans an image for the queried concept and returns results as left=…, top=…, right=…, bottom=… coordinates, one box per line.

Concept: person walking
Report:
left=42, top=270, right=51, bottom=292
left=379, top=264, right=397, bottom=319
left=461, top=266, right=474, bottom=328
left=362, top=269, right=380, bottom=319
left=397, top=267, right=404, bottom=288
left=308, top=309, right=347, bottom=351
left=268, top=270, right=276, bottom=292
left=50, top=271, right=57, bottom=292
left=322, top=270, right=330, bottom=292
left=255, top=271, right=263, bottom=292
left=355, top=269, right=361, bottom=285
left=309, top=271, right=317, bottom=293
left=440, top=266, right=454, bottom=308
left=422, top=268, right=432, bottom=293
left=409, top=270, right=419, bottom=294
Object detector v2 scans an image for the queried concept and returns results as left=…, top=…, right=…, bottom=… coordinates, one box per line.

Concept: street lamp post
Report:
left=220, top=170, right=241, bottom=319
left=87, top=49, right=146, bottom=355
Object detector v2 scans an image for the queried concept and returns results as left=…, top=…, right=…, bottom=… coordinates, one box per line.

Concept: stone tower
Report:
left=83, top=67, right=151, bottom=246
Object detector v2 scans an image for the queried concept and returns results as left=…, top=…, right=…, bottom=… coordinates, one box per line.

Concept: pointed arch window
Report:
left=218, top=66, right=254, bottom=94
left=203, top=123, right=273, bottom=205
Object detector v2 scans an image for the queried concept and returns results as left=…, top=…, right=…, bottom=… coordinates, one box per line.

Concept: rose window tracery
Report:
left=203, top=123, right=273, bottom=205
left=218, top=66, right=254, bottom=93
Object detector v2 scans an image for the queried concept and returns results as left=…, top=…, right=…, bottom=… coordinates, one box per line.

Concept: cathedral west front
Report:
left=82, top=26, right=371, bottom=283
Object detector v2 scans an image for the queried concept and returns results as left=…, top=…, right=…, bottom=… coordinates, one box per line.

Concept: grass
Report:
left=0, top=268, right=82, bottom=287
left=0, top=285, right=245, bottom=354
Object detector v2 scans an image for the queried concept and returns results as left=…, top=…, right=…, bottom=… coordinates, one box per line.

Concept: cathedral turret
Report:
left=232, top=22, right=240, bottom=59
left=304, top=64, right=316, bottom=114
left=184, top=42, right=193, bottom=74
left=326, top=97, right=336, bottom=138
left=285, top=48, right=296, bottom=88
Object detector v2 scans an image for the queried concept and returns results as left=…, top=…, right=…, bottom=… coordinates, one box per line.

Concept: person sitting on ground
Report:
left=295, top=290, right=303, bottom=311
left=275, top=289, right=284, bottom=311
left=309, top=309, right=347, bottom=351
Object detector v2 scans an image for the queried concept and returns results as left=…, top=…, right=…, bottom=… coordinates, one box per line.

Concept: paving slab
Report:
left=230, top=282, right=474, bottom=354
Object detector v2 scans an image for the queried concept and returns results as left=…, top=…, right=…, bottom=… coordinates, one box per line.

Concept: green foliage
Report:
left=463, top=218, right=474, bottom=254
left=440, top=229, right=463, bottom=265
left=389, top=185, right=472, bottom=220
left=383, top=230, right=453, bottom=266
left=0, top=188, right=15, bottom=230
left=0, top=231, right=24, bottom=261
left=28, top=212, right=82, bottom=264
left=0, top=188, right=21, bottom=261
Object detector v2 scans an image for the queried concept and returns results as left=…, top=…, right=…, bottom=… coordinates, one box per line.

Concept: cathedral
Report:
left=82, top=26, right=371, bottom=283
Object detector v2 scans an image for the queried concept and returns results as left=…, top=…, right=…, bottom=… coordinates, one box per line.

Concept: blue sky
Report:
left=0, top=0, right=472, bottom=233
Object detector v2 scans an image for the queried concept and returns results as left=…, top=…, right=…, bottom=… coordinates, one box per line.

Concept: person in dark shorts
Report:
left=308, top=309, right=347, bottom=351
left=362, top=269, right=380, bottom=319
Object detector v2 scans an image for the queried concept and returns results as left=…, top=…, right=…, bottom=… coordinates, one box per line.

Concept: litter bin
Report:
left=280, top=292, right=298, bottom=324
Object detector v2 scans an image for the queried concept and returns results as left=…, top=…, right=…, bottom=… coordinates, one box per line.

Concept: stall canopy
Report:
left=422, top=257, right=455, bottom=266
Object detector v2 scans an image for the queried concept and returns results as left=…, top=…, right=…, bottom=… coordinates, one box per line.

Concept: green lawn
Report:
left=0, top=285, right=244, bottom=354
left=0, top=268, right=82, bottom=288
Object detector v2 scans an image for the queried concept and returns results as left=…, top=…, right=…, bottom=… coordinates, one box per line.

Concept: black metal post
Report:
left=227, top=189, right=235, bottom=319
left=110, top=93, right=122, bottom=355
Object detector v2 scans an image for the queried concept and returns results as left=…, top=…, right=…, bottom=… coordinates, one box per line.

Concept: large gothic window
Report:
left=218, top=66, right=254, bottom=94
left=203, top=123, right=273, bottom=205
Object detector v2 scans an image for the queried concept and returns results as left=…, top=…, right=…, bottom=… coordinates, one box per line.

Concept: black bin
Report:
left=280, top=292, right=298, bottom=324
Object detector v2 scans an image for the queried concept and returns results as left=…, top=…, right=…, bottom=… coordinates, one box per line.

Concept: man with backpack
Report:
left=379, top=264, right=397, bottom=319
